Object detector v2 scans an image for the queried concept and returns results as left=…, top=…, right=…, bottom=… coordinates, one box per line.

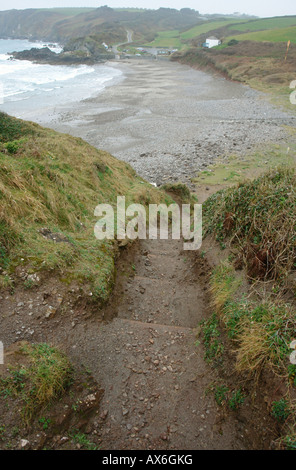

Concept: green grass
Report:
left=69, top=430, right=98, bottom=450
left=0, top=343, right=73, bottom=423
left=142, top=19, right=247, bottom=49
left=198, top=255, right=294, bottom=383
left=209, top=262, right=242, bottom=310
left=271, top=399, right=291, bottom=422
left=227, top=26, right=296, bottom=44
left=0, top=112, right=172, bottom=305
left=160, top=182, right=193, bottom=203
left=212, top=384, right=246, bottom=410
left=203, top=167, right=296, bottom=280
left=228, top=389, right=246, bottom=410
left=228, top=16, right=296, bottom=33
left=193, top=144, right=296, bottom=188
left=143, top=30, right=183, bottom=48
left=180, top=19, right=246, bottom=40
left=214, top=385, right=229, bottom=405
left=201, top=163, right=296, bottom=448
left=200, top=313, right=224, bottom=365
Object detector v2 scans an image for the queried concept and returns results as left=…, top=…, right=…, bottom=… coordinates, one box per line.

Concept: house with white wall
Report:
left=203, top=37, right=221, bottom=48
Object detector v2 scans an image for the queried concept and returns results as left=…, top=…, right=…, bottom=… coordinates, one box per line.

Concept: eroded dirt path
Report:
left=0, top=232, right=273, bottom=449
left=67, top=236, right=245, bottom=450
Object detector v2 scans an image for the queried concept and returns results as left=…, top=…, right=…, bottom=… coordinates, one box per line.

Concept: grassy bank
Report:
left=200, top=167, right=296, bottom=448
left=0, top=341, right=105, bottom=449
left=0, top=112, right=171, bottom=305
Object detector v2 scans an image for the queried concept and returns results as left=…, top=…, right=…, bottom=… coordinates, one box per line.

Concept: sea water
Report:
left=0, top=39, right=122, bottom=121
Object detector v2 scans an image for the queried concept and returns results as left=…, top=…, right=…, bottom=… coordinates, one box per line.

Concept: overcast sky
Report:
left=0, top=0, right=295, bottom=18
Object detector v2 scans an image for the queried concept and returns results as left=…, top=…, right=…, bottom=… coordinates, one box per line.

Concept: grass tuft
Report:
left=0, top=343, right=73, bottom=424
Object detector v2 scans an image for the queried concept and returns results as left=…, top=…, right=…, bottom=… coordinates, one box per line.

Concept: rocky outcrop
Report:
left=10, top=45, right=115, bottom=65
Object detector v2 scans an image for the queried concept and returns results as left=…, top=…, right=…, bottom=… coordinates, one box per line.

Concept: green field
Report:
left=180, top=19, right=246, bottom=39
left=227, top=26, right=296, bottom=43
left=141, top=16, right=296, bottom=50
left=142, top=19, right=246, bottom=49
left=143, top=30, right=183, bottom=48
left=228, top=16, right=296, bottom=32
left=150, top=15, right=296, bottom=49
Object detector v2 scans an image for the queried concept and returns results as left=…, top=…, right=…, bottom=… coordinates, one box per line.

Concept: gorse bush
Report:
left=203, top=168, right=296, bottom=280
left=209, top=260, right=296, bottom=376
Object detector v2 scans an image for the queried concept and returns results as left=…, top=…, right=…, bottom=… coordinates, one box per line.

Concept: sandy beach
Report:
left=34, top=58, right=295, bottom=186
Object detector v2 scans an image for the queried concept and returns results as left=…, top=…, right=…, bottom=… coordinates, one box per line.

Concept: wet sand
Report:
left=33, top=58, right=296, bottom=186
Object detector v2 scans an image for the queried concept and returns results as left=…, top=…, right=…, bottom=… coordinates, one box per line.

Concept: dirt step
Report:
left=71, top=311, right=243, bottom=450
left=115, top=317, right=196, bottom=333
left=121, top=274, right=206, bottom=328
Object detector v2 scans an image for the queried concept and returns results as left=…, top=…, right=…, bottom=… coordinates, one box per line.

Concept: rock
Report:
left=20, top=439, right=30, bottom=449
left=118, top=238, right=129, bottom=248
left=11, top=45, right=115, bottom=65
left=78, top=392, right=102, bottom=414
left=27, top=273, right=40, bottom=286
left=45, top=306, right=57, bottom=319
left=100, top=410, right=108, bottom=420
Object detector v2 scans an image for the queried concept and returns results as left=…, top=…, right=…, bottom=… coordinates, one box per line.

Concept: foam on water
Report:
left=0, top=39, right=122, bottom=117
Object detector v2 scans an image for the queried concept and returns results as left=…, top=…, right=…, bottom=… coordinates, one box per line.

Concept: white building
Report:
left=203, top=37, right=221, bottom=48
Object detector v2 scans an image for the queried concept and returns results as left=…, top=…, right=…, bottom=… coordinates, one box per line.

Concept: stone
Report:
left=45, top=306, right=57, bottom=319
left=20, top=439, right=30, bottom=449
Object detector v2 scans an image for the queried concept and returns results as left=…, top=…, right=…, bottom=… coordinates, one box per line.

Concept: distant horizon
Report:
left=0, top=1, right=295, bottom=19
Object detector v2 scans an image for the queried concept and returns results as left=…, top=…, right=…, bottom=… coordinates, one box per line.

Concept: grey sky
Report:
left=0, top=0, right=295, bottom=17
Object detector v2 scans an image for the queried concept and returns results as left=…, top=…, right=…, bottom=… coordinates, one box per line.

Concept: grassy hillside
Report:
left=37, top=8, right=96, bottom=16
left=188, top=15, right=296, bottom=44
left=180, top=19, right=246, bottom=40
left=228, top=16, right=296, bottom=32
left=143, top=30, right=183, bottom=48
left=140, top=16, right=296, bottom=50
left=227, top=26, right=296, bottom=44
left=201, top=167, right=296, bottom=449
left=141, top=19, right=246, bottom=49
left=0, top=6, right=202, bottom=44
left=0, top=112, right=171, bottom=305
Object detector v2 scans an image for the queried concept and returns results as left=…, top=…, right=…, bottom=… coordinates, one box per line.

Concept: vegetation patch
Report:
left=160, top=182, right=194, bottom=203
left=212, top=384, right=246, bottom=410
left=192, top=143, right=296, bottom=189
left=203, top=252, right=296, bottom=448
left=0, top=342, right=72, bottom=424
left=200, top=313, right=224, bottom=366
left=203, top=167, right=296, bottom=281
left=0, top=112, right=171, bottom=306
left=0, top=342, right=104, bottom=450
left=199, top=163, right=296, bottom=448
